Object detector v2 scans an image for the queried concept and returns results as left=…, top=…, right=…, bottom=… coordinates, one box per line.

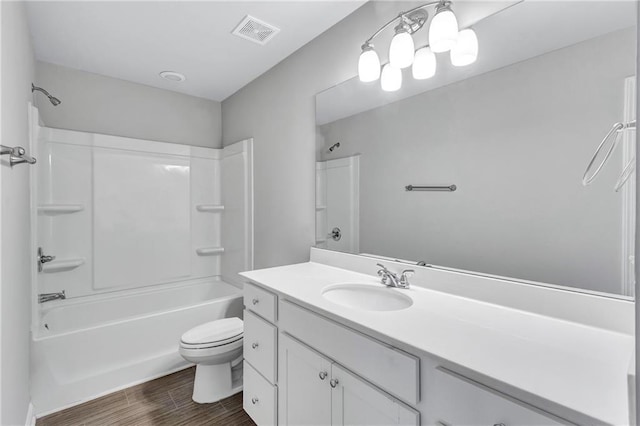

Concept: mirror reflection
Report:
left=315, top=1, right=637, bottom=297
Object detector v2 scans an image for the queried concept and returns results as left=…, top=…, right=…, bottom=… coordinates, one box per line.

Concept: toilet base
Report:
left=192, top=362, right=243, bottom=404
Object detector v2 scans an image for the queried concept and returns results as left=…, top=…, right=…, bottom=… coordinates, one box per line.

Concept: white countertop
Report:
left=241, top=261, right=634, bottom=425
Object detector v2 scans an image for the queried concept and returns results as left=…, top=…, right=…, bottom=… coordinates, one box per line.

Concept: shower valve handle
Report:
left=37, top=247, right=56, bottom=273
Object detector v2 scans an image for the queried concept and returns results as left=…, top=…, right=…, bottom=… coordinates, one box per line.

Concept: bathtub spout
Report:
left=38, top=290, right=66, bottom=303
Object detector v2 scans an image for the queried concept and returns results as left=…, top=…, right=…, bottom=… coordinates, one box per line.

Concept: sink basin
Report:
left=321, top=283, right=413, bottom=312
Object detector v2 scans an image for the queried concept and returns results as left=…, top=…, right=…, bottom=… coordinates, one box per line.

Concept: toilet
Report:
left=179, top=317, right=244, bottom=404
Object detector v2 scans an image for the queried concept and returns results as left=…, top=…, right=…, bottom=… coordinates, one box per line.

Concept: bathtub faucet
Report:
left=38, top=290, right=66, bottom=303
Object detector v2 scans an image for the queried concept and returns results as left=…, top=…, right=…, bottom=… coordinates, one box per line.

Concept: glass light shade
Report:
left=450, top=28, right=478, bottom=66
left=358, top=47, right=381, bottom=82
left=381, top=64, right=402, bottom=92
left=429, top=7, right=459, bottom=53
left=389, top=30, right=415, bottom=69
left=412, top=47, right=437, bottom=80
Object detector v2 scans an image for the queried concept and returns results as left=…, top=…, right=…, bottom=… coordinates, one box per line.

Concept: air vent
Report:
left=232, top=15, right=280, bottom=45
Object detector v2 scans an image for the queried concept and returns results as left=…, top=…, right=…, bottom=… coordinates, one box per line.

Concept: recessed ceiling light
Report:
left=159, top=71, right=186, bottom=82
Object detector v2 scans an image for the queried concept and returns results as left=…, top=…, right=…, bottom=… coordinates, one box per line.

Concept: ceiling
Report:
left=26, top=1, right=366, bottom=102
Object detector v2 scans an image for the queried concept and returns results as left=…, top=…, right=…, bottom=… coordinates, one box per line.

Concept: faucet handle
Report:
left=376, top=263, right=391, bottom=285
left=399, top=269, right=415, bottom=287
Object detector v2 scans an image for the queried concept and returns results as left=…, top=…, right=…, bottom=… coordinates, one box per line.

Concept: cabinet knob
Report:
left=252, top=342, right=259, bottom=349
left=251, top=397, right=259, bottom=405
left=252, top=298, right=259, bottom=305
left=318, top=371, right=328, bottom=380
left=330, top=378, right=339, bottom=388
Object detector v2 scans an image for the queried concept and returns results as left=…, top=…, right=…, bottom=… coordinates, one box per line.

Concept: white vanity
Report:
left=240, top=248, right=634, bottom=426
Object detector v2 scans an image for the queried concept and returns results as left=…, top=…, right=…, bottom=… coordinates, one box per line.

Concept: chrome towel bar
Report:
left=405, top=185, right=457, bottom=192
left=0, top=145, right=36, bottom=167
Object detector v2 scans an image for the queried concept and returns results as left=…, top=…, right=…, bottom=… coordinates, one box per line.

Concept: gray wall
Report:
left=1, top=2, right=35, bottom=423
left=36, top=61, right=222, bottom=148
left=319, top=29, right=635, bottom=294
left=222, top=2, right=405, bottom=269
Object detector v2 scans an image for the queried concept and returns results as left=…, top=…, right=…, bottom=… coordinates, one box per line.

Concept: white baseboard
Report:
left=24, top=403, right=35, bottom=426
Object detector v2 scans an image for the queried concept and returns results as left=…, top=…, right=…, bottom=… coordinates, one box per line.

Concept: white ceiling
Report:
left=26, top=1, right=366, bottom=102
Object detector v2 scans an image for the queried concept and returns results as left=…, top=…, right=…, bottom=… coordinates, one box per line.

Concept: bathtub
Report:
left=31, top=279, right=243, bottom=416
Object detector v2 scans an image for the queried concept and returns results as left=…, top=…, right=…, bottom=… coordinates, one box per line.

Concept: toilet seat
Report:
left=180, top=317, right=243, bottom=350
left=181, top=335, right=243, bottom=350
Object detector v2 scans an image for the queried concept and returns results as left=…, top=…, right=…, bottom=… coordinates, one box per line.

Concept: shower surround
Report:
left=28, top=106, right=253, bottom=415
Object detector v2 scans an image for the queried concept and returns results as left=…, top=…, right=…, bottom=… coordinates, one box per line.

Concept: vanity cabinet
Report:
left=243, top=284, right=279, bottom=425
left=243, top=280, right=577, bottom=426
left=278, top=333, right=333, bottom=425
left=279, top=333, right=419, bottom=426
left=430, top=368, right=569, bottom=426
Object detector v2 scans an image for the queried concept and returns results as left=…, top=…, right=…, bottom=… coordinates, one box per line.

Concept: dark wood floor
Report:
left=36, top=367, right=256, bottom=426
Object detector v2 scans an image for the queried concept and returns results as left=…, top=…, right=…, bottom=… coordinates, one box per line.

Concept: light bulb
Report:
left=450, top=28, right=478, bottom=66
left=412, top=47, right=437, bottom=80
left=381, top=64, right=402, bottom=92
left=358, top=44, right=381, bottom=82
left=429, top=4, right=458, bottom=53
left=389, top=28, right=415, bottom=69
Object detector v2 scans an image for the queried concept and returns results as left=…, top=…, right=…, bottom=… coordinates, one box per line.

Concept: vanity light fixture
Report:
left=389, top=24, right=415, bottom=69
left=429, top=1, right=459, bottom=53
left=357, top=0, right=477, bottom=90
left=381, top=64, right=402, bottom=92
left=358, top=42, right=381, bottom=82
left=412, top=47, right=437, bottom=80
left=450, top=28, right=479, bottom=66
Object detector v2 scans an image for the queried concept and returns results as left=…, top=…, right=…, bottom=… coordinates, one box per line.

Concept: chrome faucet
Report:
left=376, top=264, right=414, bottom=289
left=38, top=290, right=66, bottom=303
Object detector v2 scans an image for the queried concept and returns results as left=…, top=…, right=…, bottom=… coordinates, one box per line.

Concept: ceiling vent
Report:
left=232, top=15, right=280, bottom=45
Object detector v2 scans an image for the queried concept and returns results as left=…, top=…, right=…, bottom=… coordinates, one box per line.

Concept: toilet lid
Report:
left=181, top=317, right=243, bottom=345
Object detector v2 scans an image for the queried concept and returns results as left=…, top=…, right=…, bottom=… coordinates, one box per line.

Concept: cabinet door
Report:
left=279, top=333, right=332, bottom=426
left=331, top=364, right=419, bottom=426
left=430, top=368, right=570, bottom=426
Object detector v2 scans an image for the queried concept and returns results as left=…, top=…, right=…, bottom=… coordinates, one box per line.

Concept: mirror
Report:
left=315, top=1, right=637, bottom=297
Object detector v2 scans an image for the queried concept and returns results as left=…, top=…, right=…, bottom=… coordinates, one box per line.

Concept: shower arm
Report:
left=32, top=83, right=53, bottom=98
left=32, top=83, right=62, bottom=106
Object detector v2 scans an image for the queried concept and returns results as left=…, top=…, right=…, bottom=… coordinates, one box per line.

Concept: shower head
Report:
left=328, top=142, right=340, bottom=152
left=32, top=83, right=62, bottom=106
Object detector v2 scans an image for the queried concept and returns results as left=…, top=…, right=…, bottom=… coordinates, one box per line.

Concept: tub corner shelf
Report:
left=38, top=204, right=85, bottom=215
left=196, top=247, right=225, bottom=256
left=196, top=205, right=225, bottom=212
left=42, top=258, right=85, bottom=273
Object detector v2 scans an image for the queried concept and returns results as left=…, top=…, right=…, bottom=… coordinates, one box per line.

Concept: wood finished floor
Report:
left=36, top=367, right=256, bottom=426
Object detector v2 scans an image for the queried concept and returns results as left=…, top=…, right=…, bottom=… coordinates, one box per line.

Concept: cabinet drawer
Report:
left=279, top=300, right=419, bottom=405
left=432, top=368, right=571, bottom=426
left=244, top=310, right=277, bottom=383
left=244, top=361, right=277, bottom=426
left=245, top=283, right=277, bottom=322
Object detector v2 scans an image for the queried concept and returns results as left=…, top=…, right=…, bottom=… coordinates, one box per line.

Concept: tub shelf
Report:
left=42, top=258, right=85, bottom=273
left=38, top=204, right=85, bottom=215
left=196, top=205, right=225, bottom=212
left=196, top=247, right=225, bottom=256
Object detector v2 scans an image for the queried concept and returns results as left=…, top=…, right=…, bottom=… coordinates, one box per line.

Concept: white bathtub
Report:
left=31, top=279, right=243, bottom=416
